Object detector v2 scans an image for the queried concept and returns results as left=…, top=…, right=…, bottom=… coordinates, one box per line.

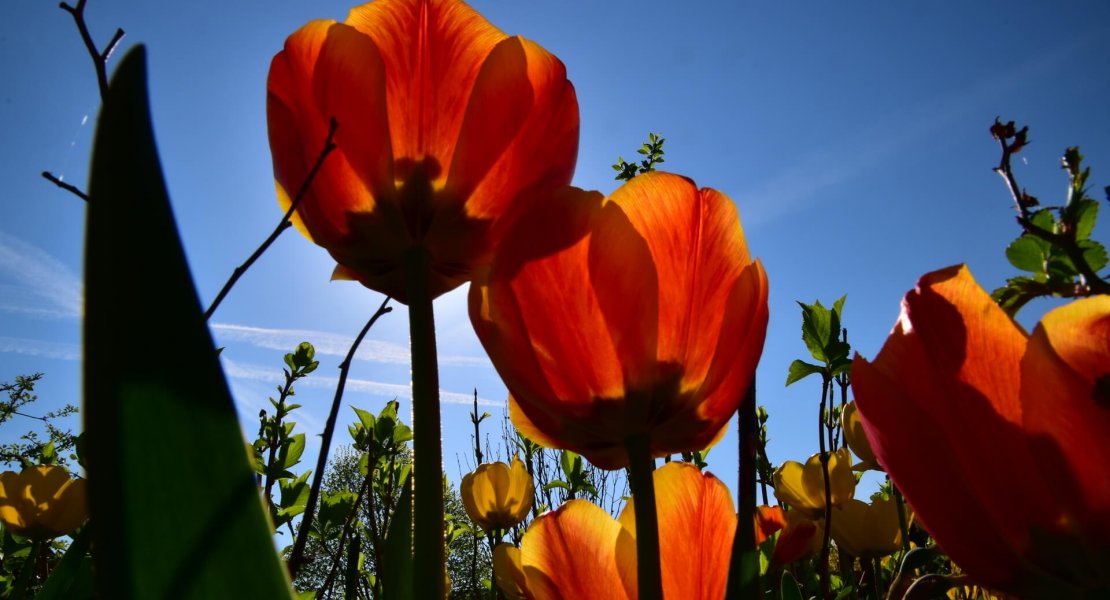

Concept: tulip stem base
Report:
left=626, top=434, right=663, bottom=600
left=406, top=247, right=445, bottom=599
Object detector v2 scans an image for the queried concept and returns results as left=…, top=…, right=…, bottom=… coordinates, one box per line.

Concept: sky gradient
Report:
left=3, top=1, right=1110, bottom=501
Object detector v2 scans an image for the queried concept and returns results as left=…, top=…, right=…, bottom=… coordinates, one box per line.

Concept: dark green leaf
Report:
left=35, top=528, right=94, bottom=600
left=84, top=47, right=292, bottom=598
left=779, top=571, right=803, bottom=600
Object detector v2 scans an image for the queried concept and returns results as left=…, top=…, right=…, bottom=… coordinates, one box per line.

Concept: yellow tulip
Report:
left=460, top=456, right=533, bottom=531
left=830, top=497, right=908, bottom=559
left=841, top=401, right=882, bottom=471
left=0, top=465, right=87, bottom=539
left=772, top=448, right=855, bottom=518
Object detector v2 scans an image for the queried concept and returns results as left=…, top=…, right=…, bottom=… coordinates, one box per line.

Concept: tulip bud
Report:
left=460, top=456, right=534, bottom=531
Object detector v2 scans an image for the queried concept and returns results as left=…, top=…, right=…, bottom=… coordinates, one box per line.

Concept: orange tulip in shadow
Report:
left=852, top=264, right=1110, bottom=598
left=470, top=173, right=768, bottom=469
left=268, top=0, right=579, bottom=302
left=493, top=462, right=735, bottom=600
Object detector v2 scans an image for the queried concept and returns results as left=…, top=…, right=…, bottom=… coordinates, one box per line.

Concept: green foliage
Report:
left=613, top=132, right=666, bottom=181
left=83, top=46, right=292, bottom=598
left=544, top=450, right=598, bottom=500
left=0, top=374, right=79, bottom=469
left=787, top=296, right=850, bottom=386
left=991, top=120, right=1109, bottom=314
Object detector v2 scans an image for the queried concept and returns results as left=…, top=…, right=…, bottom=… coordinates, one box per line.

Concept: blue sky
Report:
left=3, top=1, right=1109, bottom=502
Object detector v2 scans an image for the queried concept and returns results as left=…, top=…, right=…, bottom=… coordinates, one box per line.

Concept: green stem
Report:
left=626, top=433, right=662, bottom=600
left=406, top=247, right=445, bottom=599
left=818, top=375, right=833, bottom=600
left=726, top=379, right=760, bottom=600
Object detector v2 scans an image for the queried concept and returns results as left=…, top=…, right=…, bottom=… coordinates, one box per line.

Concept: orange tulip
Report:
left=470, top=173, right=768, bottom=468
left=852, top=264, right=1110, bottom=598
left=492, top=462, right=735, bottom=600
left=752, top=505, right=822, bottom=567
left=267, top=0, right=578, bottom=302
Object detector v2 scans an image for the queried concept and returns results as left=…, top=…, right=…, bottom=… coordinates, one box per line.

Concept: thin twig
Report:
left=204, top=117, right=338, bottom=320
left=58, top=0, right=124, bottom=102
left=41, top=171, right=90, bottom=201
left=287, top=296, right=392, bottom=579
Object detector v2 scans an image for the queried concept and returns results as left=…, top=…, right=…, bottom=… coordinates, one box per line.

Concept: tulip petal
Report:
left=346, top=0, right=505, bottom=171
left=492, top=543, right=528, bottom=600
left=618, top=463, right=735, bottom=600
left=447, top=36, right=578, bottom=223
left=1021, top=296, right=1110, bottom=537
left=755, top=505, right=786, bottom=545
left=852, top=265, right=1060, bottom=587
left=520, top=499, right=632, bottom=600
left=267, top=20, right=394, bottom=246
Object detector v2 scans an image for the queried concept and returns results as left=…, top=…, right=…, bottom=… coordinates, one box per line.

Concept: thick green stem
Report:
left=726, top=379, right=760, bottom=600
left=406, top=247, right=445, bottom=599
left=626, top=433, right=663, bottom=600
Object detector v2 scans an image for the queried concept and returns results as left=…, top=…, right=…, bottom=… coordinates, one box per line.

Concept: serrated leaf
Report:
left=1079, top=239, right=1108, bottom=273
left=84, top=47, right=292, bottom=598
left=786, top=360, right=824, bottom=386
left=1005, top=235, right=1049, bottom=273
left=1073, top=199, right=1099, bottom=240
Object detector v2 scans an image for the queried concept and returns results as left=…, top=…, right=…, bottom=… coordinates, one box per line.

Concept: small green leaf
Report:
left=543, top=480, right=570, bottom=491
left=1004, top=235, right=1049, bottom=273
left=560, top=450, right=578, bottom=478
left=786, top=360, right=824, bottom=386
left=1079, top=240, right=1108, bottom=273
left=280, top=433, right=306, bottom=470
left=1074, top=199, right=1099, bottom=240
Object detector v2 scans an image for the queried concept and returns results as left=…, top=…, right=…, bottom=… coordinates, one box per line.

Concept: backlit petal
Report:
left=622, top=462, right=734, bottom=600
left=346, top=0, right=504, bottom=169
left=852, top=265, right=1062, bottom=589
left=520, top=500, right=632, bottom=600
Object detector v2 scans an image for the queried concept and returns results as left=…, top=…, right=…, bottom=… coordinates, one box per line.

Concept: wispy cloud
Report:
left=221, top=357, right=499, bottom=407
left=0, top=336, right=81, bottom=361
left=211, top=322, right=489, bottom=367
left=738, top=36, right=1090, bottom=229
left=0, top=232, right=82, bottom=319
